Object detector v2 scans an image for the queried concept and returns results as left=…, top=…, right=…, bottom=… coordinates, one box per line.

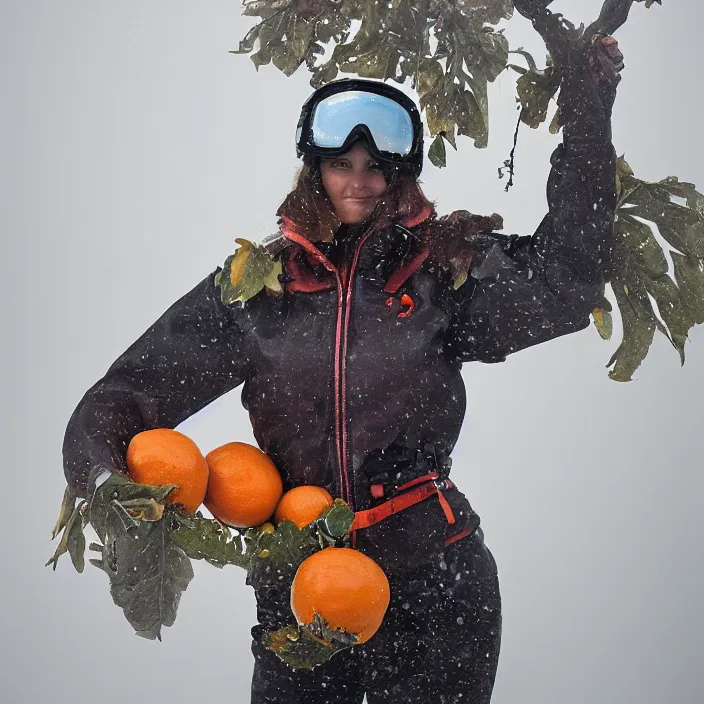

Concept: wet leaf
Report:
left=646, top=273, right=691, bottom=362
left=88, top=473, right=176, bottom=543
left=428, top=134, right=446, bottom=168
left=216, top=238, right=283, bottom=305
left=592, top=307, right=613, bottom=341
left=248, top=520, right=318, bottom=576
left=606, top=280, right=657, bottom=382
left=315, top=500, right=354, bottom=542
left=67, top=506, right=87, bottom=573
left=120, top=498, right=166, bottom=522
left=672, top=252, right=704, bottom=325
left=46, top=500, right=86, bottom=572
left=83, top=474, right=191, bottom=639
left=510, top=52, right=561, bottom=129
left=88, top=504, right=194, bottom=640
left=169, top=513, right=251, bottom=569
left=263, top=612, right=358, bottom=670
left=234, top=0, right=513, bottom=161
left=616, top=214, right=668, bottom=277
left=607, top=158, right=704, bottom=379
left=51, top=484, right=76, bottom=540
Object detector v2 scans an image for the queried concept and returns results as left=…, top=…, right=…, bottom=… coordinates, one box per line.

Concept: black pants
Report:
left=250, top=528, right=501, bottom=703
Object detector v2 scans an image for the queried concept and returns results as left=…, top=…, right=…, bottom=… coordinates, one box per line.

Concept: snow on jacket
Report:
left=63, top=88, right=617, bottom=573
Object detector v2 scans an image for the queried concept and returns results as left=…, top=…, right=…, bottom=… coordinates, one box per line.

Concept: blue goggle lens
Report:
left=309, top=91, right=415, bottom=157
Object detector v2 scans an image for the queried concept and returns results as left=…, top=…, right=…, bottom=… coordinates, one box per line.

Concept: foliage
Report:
left=233, top=0, right=514, bottom=161
left=233, top=0, right=661, bottom=164
left=49, top=475, right=357, bottom=665
left=231, top=0, right=702, bottom=381
left=215, top=237, right=283, bottom=304
left=603, top=157, right=704, bottom=381
left=263, top=613, right=358, bottom=670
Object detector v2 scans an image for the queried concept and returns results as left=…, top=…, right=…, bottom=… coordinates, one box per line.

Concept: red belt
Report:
left=350, top=471, right=461, bottom=539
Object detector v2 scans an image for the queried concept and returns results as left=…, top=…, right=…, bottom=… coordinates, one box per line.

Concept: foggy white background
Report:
left=4, top=1, right=703, bottom=702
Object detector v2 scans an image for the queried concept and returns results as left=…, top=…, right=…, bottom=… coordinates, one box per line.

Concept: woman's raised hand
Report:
left=588, top=35, right=625, bottom=88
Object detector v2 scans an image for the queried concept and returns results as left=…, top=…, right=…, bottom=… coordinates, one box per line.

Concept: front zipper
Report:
left=334, top=228, right=376, bottom=515
left=279, top=222, right=377, bottom=516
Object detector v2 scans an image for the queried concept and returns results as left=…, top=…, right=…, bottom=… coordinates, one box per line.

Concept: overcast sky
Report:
left=4, top=1, right=704, bottom=703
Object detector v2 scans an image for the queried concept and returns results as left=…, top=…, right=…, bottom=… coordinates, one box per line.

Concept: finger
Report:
left=604, top=45, right=624, bottom=63
left=590, top=45, right=625, bottom=78
left=589, top=54, right=623, bottom=85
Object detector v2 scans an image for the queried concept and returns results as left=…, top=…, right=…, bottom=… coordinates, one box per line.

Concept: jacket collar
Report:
left=278, top=203, right=434, bottom=248
left=277, top=207, right=432, bottom=294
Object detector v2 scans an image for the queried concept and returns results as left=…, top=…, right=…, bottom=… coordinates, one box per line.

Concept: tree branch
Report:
left=513, top=0, right=573, bottom=71
left=513, top=0, right=555, bottom=24
left=515, top=0, right=638, bottom=79
left=586, top=0, right=636, bottom=37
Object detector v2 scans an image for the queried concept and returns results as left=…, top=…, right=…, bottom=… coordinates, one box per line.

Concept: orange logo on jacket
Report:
left=385, top=293, right=416, bottom=318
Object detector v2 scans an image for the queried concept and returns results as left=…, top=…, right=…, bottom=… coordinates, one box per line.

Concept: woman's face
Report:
left=320, top=142, right=388, bottom=225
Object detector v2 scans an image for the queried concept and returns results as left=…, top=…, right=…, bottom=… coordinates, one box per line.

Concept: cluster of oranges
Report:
left=125, top=427, right=330, bottom=527
left=125, top=428, right=390, bottom=644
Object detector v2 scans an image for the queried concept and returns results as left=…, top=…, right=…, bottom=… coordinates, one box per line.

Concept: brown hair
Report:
left=276, top=158, right=436, bottom=242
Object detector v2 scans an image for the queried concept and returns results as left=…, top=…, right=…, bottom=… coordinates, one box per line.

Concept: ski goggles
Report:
left=296, top=79, right=424, bottom=176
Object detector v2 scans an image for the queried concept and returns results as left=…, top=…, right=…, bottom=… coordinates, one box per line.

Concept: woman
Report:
left=62, top=37, right=623, bottom=704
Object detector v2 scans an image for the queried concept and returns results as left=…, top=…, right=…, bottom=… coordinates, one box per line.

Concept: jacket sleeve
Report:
left=62, top=270, right=253, bottom=497
left=444, top=60, right=618, bottom=364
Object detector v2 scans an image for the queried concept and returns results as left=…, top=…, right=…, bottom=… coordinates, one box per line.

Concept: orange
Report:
left=291, top=547, right=390, bottom=643
left=126, top=428, right=209, bottom=514
left=204, top=442, right=283, bottom=527
left=274, top=485, right=334, bottom=529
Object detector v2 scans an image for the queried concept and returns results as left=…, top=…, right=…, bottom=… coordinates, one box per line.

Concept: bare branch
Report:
left=586, top=0, right=636, bottom=37
left=513, top=0, right=555, bottom=23
left=513, top=4, right=573, bottom=72
left=515, top=0, right=639, bottom=79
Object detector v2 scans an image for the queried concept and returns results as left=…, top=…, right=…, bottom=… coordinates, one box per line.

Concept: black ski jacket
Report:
left=63, top=75, right=617, bottom=573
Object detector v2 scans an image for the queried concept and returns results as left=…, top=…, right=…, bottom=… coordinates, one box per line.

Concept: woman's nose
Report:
left=348, top=170, right=374, bottom=192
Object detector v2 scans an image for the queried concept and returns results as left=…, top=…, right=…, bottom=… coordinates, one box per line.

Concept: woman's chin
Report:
left=338, top=204, right=376, bottom=224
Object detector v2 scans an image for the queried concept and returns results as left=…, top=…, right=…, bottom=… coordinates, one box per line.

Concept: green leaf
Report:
left=246, top=519, right=318, bottom=593
left=646, top=273, right=691, bottom=362
left=428, top=134, right=446, bottom=168
left=88, top=473, right=176, bottom=543
left=672, top=252, right=704, bottom=325
left=86, top=474, right=191, bottom=640
left=606, top=280, right=657, bottom=382
left=169, top=514, right=251, bottom=569
left=624, top=193, right=704, bottom=260
left=592, top=307, right=613, bottom=341
left=262, top=613, right=358, bottom=670
left=118, top=497, right=167, bottom=522
left=51, top=484, right=77, bottom=540
left=46, top=500, right=86, bottom=572
left=252, top=520, right=318, bottom=568
left=89, top=505, right=194, bottom=640
left=289, top=15, right=315, bottom=64
left=607, top=158, right=704, bottom=379
left=615, top=214, right=668, bottom=277
left=67, top=505, right=87, bottom=573
left=511, top=52, right=561, bottom=129
left=217, top=238, right=283, bottom=305
left=234, top=0, right=512, bottom=156
left=242, top=0, right=294, bottom=19
left=315, top=500, right=354, bottom=542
